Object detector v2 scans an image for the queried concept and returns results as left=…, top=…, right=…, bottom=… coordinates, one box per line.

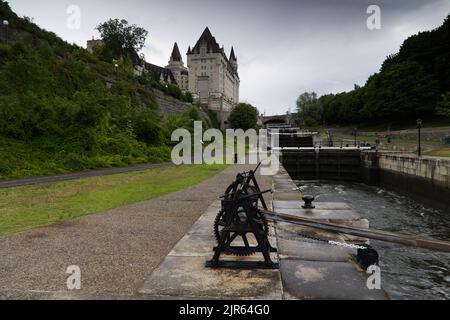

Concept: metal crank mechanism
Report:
left=206, top=162, right=279, bottom=269
left=206, top=164, right=450, bottom=271
left=277, top=231, right=380, bottom=270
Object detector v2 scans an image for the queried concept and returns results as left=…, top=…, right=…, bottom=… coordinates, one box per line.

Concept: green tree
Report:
left=361, top=61, right=439, bottom=121
left=163, top=83, right=182, bottom=100
left=132, top=109, right=163, bottom=145
left=437, top=92, right=450, bottom=117
left=317, top=13, right=450, bottom=126
left=92, top=44, right=113, bottom=63
left=296, top=92, right=322, bottom=125
left=228, top=103, right=259, bottom=130
left=183, top=91, right=194, bottom=103
left=96, top=19, right=148, bottom=59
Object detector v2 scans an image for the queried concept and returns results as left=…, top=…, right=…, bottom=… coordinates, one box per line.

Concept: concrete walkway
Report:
left=0, top=162, right=174, bottom=189
left=138, top=166, right=387, bottom=300
left=0, top=164, right=269, bottom=299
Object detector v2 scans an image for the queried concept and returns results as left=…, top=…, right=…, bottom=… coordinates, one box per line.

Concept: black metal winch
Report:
left=206, top=162, right=279, bottom=269
left=206, top=163, right=450, bottom=271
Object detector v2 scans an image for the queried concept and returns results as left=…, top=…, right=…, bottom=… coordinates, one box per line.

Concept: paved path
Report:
left=0, top=164, right=270, bottom=299
left=138, top=166, right=387, bottom=300
left=0, top=162, right=174, bottom=189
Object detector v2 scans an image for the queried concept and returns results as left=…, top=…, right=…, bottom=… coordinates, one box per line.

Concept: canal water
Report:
left=295, top=180, right=450, bottom=300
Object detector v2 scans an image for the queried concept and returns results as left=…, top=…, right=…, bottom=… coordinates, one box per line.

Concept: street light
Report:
left=352, top=128, right=358, bottom=147
left=416, top=118, right=423, bottom=157
left=2, top=20, right=8, bottom=43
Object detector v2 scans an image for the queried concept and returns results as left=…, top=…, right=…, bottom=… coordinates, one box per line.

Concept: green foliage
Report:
left=318, top=13, right=450, bottom=126
left=161, top=105, right=204, bottom=145
left=361, top=61, right=439, bottom=121
left=0, top=3, right=207, bottom=179
left=163, top=83, right=182, bottom=100
left=206, top=109, right=221, bottom=129
left=96, top=18, right=148, bottom=59
left=183, top=91, right=194, bottom=103
left=296, top=92, right=322, bottom=125
left=228, top=103, right=259, bottom=130
left=92, top=44, right=113, bottom=63
left=137, top=72, right=190, bottom=102
left=303, top=117, right=318, bottom=127
left=1, top=1, right=67, bottom=48
left=436, top=92, right=450, bottom=117
left=132, top=109, right=164, bottom=145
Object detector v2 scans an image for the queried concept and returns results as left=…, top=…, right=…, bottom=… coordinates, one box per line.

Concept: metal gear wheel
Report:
left=213, top=208, right=270, bottom=256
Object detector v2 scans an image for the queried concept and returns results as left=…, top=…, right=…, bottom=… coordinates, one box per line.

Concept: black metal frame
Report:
left=206, top=163, right=279, bottom=269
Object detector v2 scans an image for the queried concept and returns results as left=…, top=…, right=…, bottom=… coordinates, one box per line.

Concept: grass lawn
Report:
left=0, top=164, right=228, bottom=237
left=335, top=119, right=450, bottom=132
left=330, top=133, right=443, bottom=148
left=424, top=148, right=450, bottom=158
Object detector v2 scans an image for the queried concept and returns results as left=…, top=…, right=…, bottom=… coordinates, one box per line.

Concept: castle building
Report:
left=186, top=27, right=239, bottom=112
left=166, top=27, right=240, bottom=127
left=86, top=37, right=104, bottom=53
left=145, top=62, right=177, bottom=84
left=87, top=27, right=240, bottom=127
left=165, top=42, right=189, bottom=92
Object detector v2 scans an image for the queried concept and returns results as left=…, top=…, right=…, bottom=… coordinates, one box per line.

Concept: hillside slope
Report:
left=0, top=1, right=201, bottom=179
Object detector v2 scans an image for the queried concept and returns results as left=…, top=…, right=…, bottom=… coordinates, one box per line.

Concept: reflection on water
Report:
left=295, top=180, right=450, bottom=300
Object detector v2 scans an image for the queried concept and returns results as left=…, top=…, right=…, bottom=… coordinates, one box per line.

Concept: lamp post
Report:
left=416, top=118, right=423, bottom=157
left=352, top=128, right=358, bottom=147
left=2, top=20, right=8, bottom=43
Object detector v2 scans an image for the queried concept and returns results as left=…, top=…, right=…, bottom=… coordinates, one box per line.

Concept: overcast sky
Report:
left=7, top=0, right=450, bottom=115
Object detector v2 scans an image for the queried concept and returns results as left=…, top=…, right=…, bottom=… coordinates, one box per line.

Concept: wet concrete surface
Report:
left=297, top=180, right=450, bottom=300
left=138, top=166, right=388, bottom=300
left=139, top=200, right=281, bottom=299
left=139, top=256, right=282, bottom=299
left=280, top=260, right=388, bottom=300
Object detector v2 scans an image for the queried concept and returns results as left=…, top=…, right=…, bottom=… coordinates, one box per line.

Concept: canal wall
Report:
left=363, top=152, right=450, bottom=211
left=282, top=150, right=450, bottom=211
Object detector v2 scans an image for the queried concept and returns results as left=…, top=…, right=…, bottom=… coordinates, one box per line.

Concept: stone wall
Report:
left=153, top=89, right=191, bottom=117
left=378, top=154, right=450, bottom=187
left=153, top=89, right=213, bottom=126
left=362, top=152, right=450, bottom=211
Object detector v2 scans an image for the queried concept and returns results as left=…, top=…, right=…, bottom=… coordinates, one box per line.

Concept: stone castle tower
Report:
left=165, top=42, right=189, bottom=92
left=165, top=27, right=240, bottom=127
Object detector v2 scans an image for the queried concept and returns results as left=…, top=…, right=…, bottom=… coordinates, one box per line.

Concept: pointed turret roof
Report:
left=170, top=42, right=182, bottom=62
left=187, top=46, right=191, bottom=54
left=190, top=27, right=221, bottom=54
left=229, top=47, right=237, bottom=61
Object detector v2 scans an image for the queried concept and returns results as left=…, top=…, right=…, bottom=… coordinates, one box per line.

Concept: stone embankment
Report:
left=362, top=152, right=450, bottom=211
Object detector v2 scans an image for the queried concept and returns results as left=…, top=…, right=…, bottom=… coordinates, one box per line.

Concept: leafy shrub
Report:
left=0, top=1, right=214, bottom=179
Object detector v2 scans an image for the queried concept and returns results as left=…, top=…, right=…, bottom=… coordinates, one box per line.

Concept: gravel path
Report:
left=0, top=164, right=271, bottom=300
left=0, top=162, right=174, bottom=189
